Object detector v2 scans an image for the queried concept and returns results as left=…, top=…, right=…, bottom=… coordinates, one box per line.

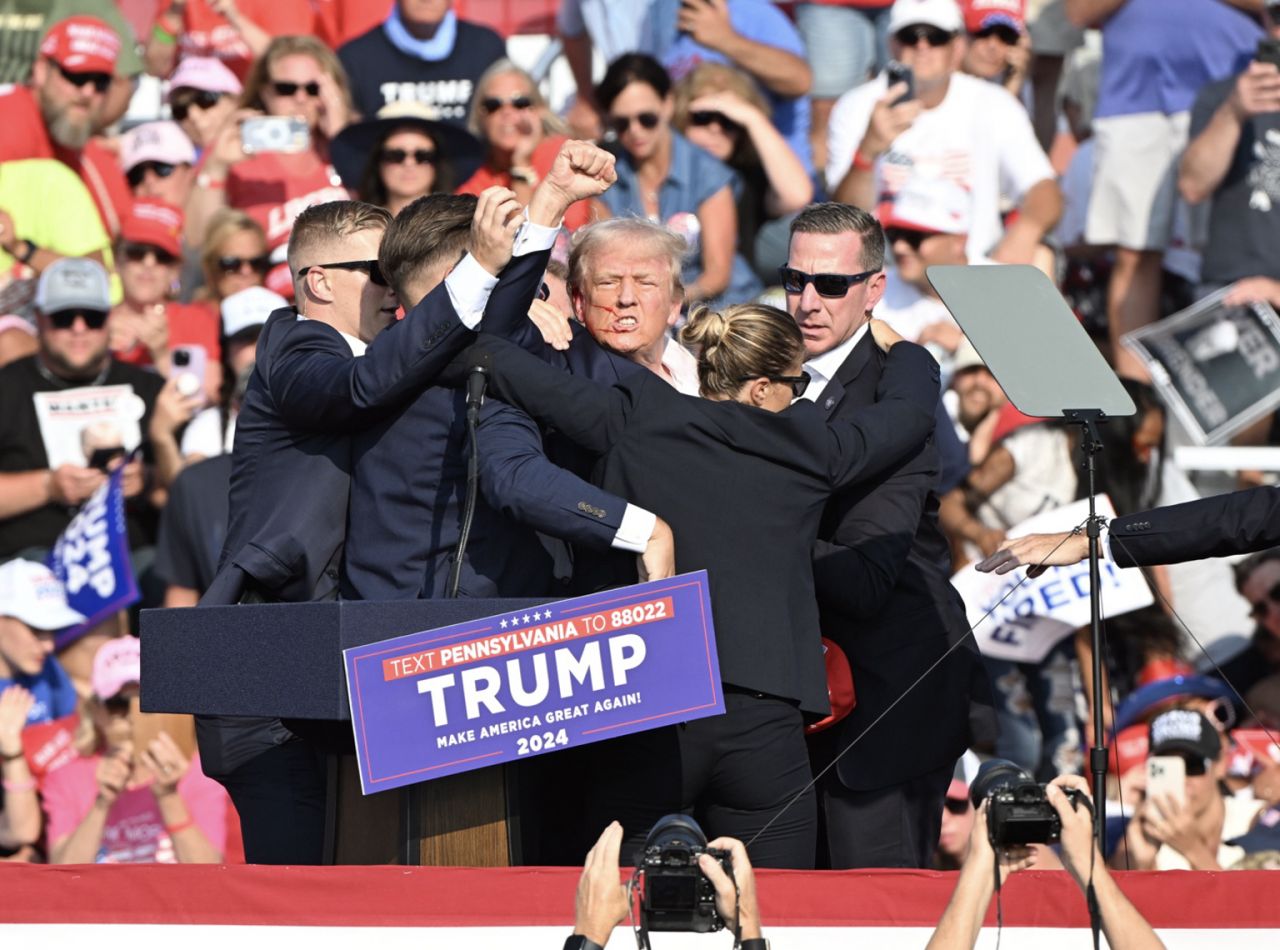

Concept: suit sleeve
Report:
left=824, top=342, right=939, bottom=489
left=1108, top=486, right=1280, bottom=567
left=475, top=400, right=630, bottom=549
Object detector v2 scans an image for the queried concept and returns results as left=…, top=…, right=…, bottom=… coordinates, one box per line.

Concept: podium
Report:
left=139, top=598, right=547, bottom=866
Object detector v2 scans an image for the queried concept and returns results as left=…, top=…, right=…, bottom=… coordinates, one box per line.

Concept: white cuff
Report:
left=512, top=215, right=561, bottom=257
left=1101, top=522, right=1114, bottom=564
left=445, top=253, right=500, bottom=330
left=611, top=504, right=657, bottom=553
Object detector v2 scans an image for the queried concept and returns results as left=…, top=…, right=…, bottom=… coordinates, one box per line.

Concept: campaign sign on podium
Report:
left=344, top=571, right=723, bottom=795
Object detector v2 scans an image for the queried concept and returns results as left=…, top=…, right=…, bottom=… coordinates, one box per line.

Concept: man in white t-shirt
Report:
left=827, top=0, right=1060, bottom=265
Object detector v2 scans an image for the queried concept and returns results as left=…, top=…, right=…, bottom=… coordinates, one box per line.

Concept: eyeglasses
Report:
left=894, top=24, right=956, bottom=48
left=943, top=797, right=971, bottom=815
left=380, top=147, right=437, bottom=166
left=972, top=24, right=1021, bottom=45
left=171, top=89, right=224, bottom=121
left=102, top=693, right=133, bottom=716
left=608, top=112, right=661, bottom=135
left=688, top=110, right=742, bottom=134
left=121, top=242, right=179, bottom=266
left=56, top=63, right=111, bottom=93
left=218, top=254, right=271, bottom=275
left=48, top=309, right=109, bottom=330
left=1249, top=580, right=1280, bottom=622
left=480, top=94, right=534, bottom=114
left=270, top=80, right=320, bottom=98
left=739, top=371, right=811, bottom=398
left=126, top=161, right=180, bottom=188
left=779, top=265, right=879, bottom=298
left=297, top=259, right=388, bottom=287
left=884, top=226, right=934, bottom=251
left=1203, top=696, right=1237, bottom=732
left=537, top=281, right=550, bottom=301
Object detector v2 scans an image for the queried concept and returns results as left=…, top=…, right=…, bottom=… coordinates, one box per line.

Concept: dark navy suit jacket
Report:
left=1109, top=485, right=1280, bottom=567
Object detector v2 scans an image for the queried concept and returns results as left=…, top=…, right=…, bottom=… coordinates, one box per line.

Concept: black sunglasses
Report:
left=943, top=797, right=971, bottom=815
left=537, top=281, right=550, bottom=301
left=740, top=371, right=811, bottom=399
left=480, top=94, right=534, bottom=114
left=126, top=161, right=179, bottom=188
left=121, top=242, right=179, bottom=266
left=972, top=24, right=1021, bottom=45
left=608, top=112, right=661, bottom=135
left=894, top=24, right=956, bottom=48
left=688, top=110, right=742, bottom=134
left=102, top=693, right=133, bottom=716
left=297, top=259, right=388, bottom=287
left=380, top=147, right=437, bottom=166
left=884, top=226, right=934, bottom=251
left=1249, top=580, right=1280, bottom=622
left=48, top=309, right=109, bottom=330
left=171, top=89, right=224, bottom=121
left=57, top=63, right=112, bottom=93
left=271, top=80, right=320, bottom=97
left=218, top=254, right=271, bottom=274
left=779, top=265, right=878, bottom=298
left=1169, top=753, right=1209, bottom=777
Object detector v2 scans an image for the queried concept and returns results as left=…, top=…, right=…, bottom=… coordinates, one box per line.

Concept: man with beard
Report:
left=0, top=16, right=132, bottom=237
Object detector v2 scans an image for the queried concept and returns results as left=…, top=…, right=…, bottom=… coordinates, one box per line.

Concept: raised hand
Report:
left=529, top=141, right=617, bottom=226
left=469, top=186, right=524, bottom=277
left=861, top=84, right=923, bottom=159
left=95, top=742, right=134, bottom=807
left=141, top=732, right=190, bottom=798
left=573, top=821, right=631, bottom=945
left=0, top=685, right=34, bottom=759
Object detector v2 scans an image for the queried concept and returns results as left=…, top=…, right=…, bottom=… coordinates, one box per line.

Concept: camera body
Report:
left=971, top=758, right=1087, bottom=847
left=639, top=815, right=733, bottom=934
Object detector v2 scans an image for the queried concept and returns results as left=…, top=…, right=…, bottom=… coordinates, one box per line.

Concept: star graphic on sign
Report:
left=533, top=610, right=543, bottom=621
left=511, top=615, right=522, bottom=627
left=543, top=607, right=554, bottom=619
left=499, top=618, right=508, bottom=629
left=522, top=613, right=531, bottom=623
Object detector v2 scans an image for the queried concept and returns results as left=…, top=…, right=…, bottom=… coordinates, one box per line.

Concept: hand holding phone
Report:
left=885, top=61, right=916, bottom=105
left=1146, top=755, right=1187, bottom=811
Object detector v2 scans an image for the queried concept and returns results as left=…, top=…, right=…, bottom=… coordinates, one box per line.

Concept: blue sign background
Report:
left=344, top=571, right=723, bottom=794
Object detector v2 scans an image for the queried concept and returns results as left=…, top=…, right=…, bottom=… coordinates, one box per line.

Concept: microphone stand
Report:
left=447, top=366, right=487, bottom=599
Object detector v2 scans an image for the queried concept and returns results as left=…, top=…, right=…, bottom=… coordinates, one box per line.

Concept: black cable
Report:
left=447, top=369, right=487, bottom=599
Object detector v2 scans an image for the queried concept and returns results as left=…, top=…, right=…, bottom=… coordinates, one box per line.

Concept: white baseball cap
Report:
left=889, top=0, right=964, bottom=34
left=221, top=286, right=287, bottom=339
left=0, top=559, right=87, bottom=631
left=879, top=176, right=973, bottom=236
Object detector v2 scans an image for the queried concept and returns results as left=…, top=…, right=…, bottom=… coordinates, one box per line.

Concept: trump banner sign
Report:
left=344, top=571, right=723, bottom=794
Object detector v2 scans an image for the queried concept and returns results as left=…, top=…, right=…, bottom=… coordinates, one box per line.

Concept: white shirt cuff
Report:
left=1101, top=522, right=1115, bottom=564
left=445, top=253, right=499, bottom=329
left=611, top=504, right=656, bottom=553
left=512, top=216, right=561, bottom=257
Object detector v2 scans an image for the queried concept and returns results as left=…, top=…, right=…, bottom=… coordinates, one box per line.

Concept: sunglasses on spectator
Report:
left=102, top=693, right=134, bottom=716
left=481, top=94, right=534, bottom=114
left=270, top=80, right=320, bottom=97
left=884, top=226, right=936, bottom=251
left=1203, top=696, right=1237, bottom=731
left=218, top=254, right=271, bottom=274
left=1249, top=580, right=1280, bottom=622
left=47, top=309, right=109, bottom=330
left=779, top=266, right=878, bottom=298
left=126, top=161, right=180, bottom=188
left=971, top=24, right=1021, bottom=45
left=380, top=147, right=437, bottom=166
left=1166, top=753, right=1210, bottom=777
left=608, top=112, right=661, bottom=135
left=943, top=797, right=971, bottom=815
left=894, top=24, right=956, bottom=48
left=739, top=371, right=811, bottom=398
left=688, top=110, right=742, bottom=134
left=56, top=63, right=112, bottom=93
left=297, top=259, right=388, bottom=287
left=122, top=242, right=179, bottom=266
left=171, top=89, right=224, bottom=121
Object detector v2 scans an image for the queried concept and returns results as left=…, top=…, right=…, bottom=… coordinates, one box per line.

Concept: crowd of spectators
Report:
left=1, top=0, right=1279, bottom=892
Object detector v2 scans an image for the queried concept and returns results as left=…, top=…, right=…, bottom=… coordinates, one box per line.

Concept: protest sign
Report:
left=951, top=497, right=1154, bottom=663
left=1123, top=288, right=1280, bottom=445
left=32, top=384, right=147, bottom=468
left=344, top=572, right=723, bottom=795
left=45, top=464, right=140, bottom=647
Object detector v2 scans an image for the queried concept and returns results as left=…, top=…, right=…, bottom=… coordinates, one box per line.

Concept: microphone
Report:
left=465, top=365, right=487, bottom=423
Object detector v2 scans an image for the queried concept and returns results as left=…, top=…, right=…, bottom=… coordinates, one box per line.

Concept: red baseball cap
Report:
left=804, top=637, right=856, bottom=735
left=39, top=15, right=121, bottom=76
left=962, top=0, right=1026, bottom=34
left=120, top=200, right=184, bottom=259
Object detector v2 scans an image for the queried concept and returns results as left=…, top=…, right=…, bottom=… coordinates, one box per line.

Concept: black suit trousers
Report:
left=583, top=691, right=817, bottom=869
left=822, top=759, right=952, bottom=869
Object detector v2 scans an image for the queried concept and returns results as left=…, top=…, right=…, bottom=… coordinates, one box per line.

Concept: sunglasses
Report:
left=480, top=94, right=534, bottom=114
left=171, top=89, right=224, bottom=121
left=779, top=265, right=879, bottom=298
left=102, top=693, right=133, bottom=716
left=380, top=147, right=437, bottom=165
left=121, top=242, right=179, bottom=266
left=297, top=259, right=388, bottom=287
left=48, top=309, right=109, bottom=330
left=1169, top=753, right=1209, bottom=777
left=884, top=226, right=934, bottom=250
left=270, top=80, right=320, bottom=97
left=608, top=112, right=661, bottom=135
left=740, top=371, right=811, bottom=399
left=1249, top=580, right=1280, bottom=622
left=537, top=281, right=550, bottom=301
left=218, top=254, right=271, bottom=275
left=688, top=110, right=742, bottom=134
left=972, top=24, right=1021, bottom=45
left=894, top=24, right=956, bottom=48
left=57, top=63, right=111, bottom=93
left=126, top=161, right=179, bottom=188
left=943, top=797, right=971, bottom=815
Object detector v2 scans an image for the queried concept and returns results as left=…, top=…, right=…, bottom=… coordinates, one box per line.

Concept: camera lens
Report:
left=969, top=758, right=1036, bottom=807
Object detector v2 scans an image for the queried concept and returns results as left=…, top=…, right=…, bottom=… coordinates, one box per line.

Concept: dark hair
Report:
left=790, top=202, right=886, bottom=272
left=679, top=303, right=804, bottom=399
left=1235, top=547, right=1280, bottom=593
left=357, top=124, right=454, bottom=210
left=378, top=193, right=475, bottom=301
left=596, top=53, right=672, bottom=112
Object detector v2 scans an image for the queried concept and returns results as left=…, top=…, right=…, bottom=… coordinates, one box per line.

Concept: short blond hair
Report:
left=286, top=200, right=391, bottom=276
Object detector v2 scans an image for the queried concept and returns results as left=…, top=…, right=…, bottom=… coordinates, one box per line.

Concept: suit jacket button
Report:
left=577, top=501, right=606, bottom=518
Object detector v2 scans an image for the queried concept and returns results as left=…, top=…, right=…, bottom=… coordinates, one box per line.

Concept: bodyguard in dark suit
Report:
left=784, top=203, right=980, bottom=869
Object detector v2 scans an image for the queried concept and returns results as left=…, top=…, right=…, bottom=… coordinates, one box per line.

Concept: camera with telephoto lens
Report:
left=970, top=759, right=1086, bottom=847
left=638, top=814, right=733, bottom=934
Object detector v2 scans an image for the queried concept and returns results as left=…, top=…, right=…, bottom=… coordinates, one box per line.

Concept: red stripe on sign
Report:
left=1, top=866, right=1279, bottom=929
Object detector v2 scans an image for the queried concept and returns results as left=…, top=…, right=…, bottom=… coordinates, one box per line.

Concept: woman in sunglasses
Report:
left=166, top=57, right=243, bottom=153
left=673, top=62, right=812, bottom=285
left=593, top=54, right=762, bottom=310
left=457, top=60, right=592, bottom=231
